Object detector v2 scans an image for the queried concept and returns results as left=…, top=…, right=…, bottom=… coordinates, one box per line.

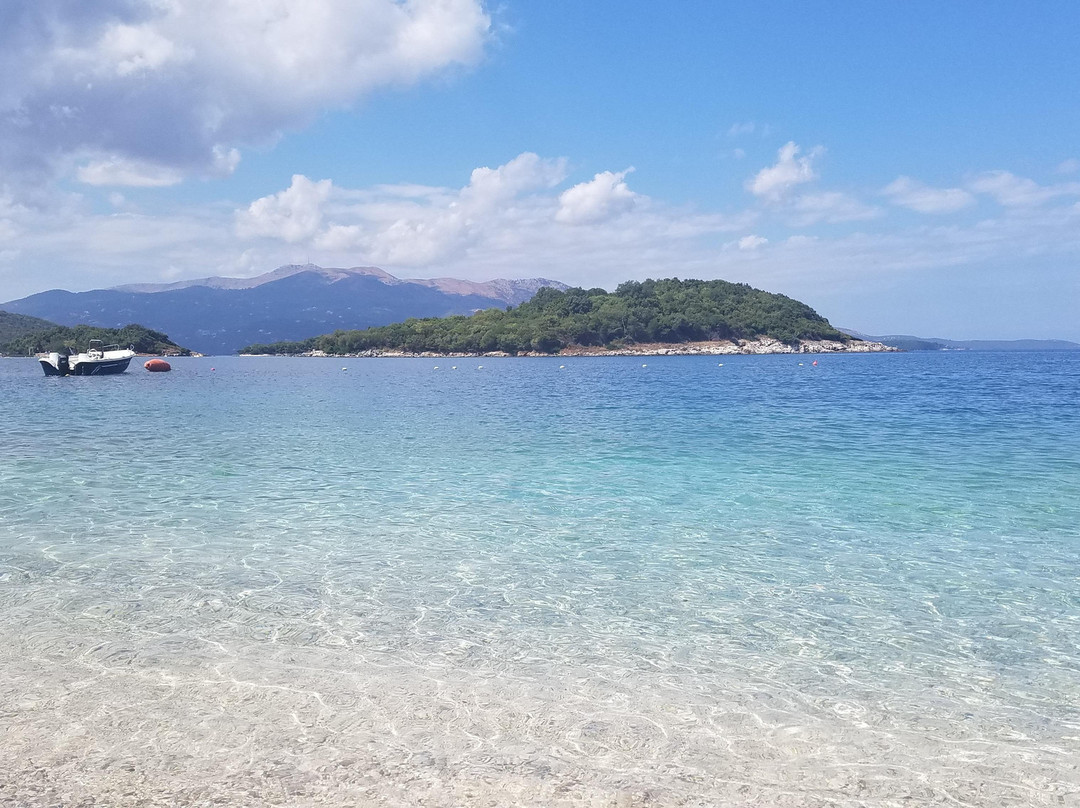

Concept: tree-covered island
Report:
left=240, top=278, right=888, bottom=356
left=0, top=319, right=191, bottom=356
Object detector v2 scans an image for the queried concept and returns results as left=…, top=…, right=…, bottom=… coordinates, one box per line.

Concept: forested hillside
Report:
left=241, top=278, right=849, bottom=355
left=0, top=310, right=57, bottom=346
left=1, top=323, right=189, bottom=355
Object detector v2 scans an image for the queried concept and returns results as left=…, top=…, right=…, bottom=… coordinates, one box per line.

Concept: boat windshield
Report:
left=85, top=340, right=123, bottom=355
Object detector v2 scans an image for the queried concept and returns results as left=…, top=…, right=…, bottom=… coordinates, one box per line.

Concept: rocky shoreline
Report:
left=250, top=337, right=897, bottom=358
left=557, top=337, right=897, bottom=356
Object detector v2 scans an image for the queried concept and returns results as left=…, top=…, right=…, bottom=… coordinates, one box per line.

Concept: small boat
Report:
left=39, top=340, right=136, bottom=376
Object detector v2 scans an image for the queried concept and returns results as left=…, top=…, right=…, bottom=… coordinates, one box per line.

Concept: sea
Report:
left=0, top=351, right=1078, bottom=807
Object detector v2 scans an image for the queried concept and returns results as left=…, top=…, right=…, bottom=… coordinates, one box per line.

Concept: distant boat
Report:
left=38, top=340, right=136, bottom=376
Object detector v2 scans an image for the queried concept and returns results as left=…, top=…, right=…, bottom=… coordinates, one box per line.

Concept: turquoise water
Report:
left=1, top=352, right=1078, bottom=806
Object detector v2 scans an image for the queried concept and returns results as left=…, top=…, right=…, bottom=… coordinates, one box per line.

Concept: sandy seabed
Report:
left=1, top=607, right=1075, bottom=808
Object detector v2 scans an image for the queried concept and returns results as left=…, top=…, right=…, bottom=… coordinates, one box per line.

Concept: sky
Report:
left=1, top=0, right=1079, bottom=340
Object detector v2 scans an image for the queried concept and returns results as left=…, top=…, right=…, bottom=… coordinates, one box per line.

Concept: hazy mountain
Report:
left=2, top=265, right=568, bottom=354
left=841, top=329, right=1080, bottom=351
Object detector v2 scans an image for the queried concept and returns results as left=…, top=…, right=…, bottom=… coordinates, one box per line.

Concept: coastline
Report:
left=245, top=337, right=899, bottom=358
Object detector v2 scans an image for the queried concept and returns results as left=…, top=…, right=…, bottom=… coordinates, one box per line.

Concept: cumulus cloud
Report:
left=746, top=142, right=823, bottom=201
left=237, top=175, right=334, bottom=243
left=215, top=154, right=755, bottom=282
left=0, top=0, right=491, bottom=187
left=555, top=169, right=638, bottom=225
left=464, top=152, right=568, bottom=209
left=247, top=153, right=569, bottom=264
left=882, top=176, right=974, bottom=214
left=309, top=153, right=570, bottom=263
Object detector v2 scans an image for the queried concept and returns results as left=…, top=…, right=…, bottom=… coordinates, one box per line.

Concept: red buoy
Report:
left=144, top=359, right=171, bottom=372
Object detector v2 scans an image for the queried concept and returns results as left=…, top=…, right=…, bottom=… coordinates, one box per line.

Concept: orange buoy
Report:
left=144, top=358, right=171, bottom=372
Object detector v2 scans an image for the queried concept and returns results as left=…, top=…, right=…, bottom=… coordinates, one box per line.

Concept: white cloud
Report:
left=98, top=22, right=187, bottom=77
left=746, top=142, right=823, bottom=201
left=0, top=0, right=491, bottom=187
left=287, top=153, right=568, bottom=264
left=76, top=156, right=184, bottom=187
left=313, top=224, right=363, bottom=253
left=968, top=171, right=1080, bottom=207
left=787, top=192, right=879, bottom=226
left=464, top=152, right=568, bottom=209
left=217, top=155, right=752, bottom=282
left=882, top=176, right=974, bottom=214
left=0, top=194, right=253, bottom=296
left=237, top=175, right=333, bottom=243
left=737, top=235, right=768, bottom=250
left=555, top=169, right=638, bottom=225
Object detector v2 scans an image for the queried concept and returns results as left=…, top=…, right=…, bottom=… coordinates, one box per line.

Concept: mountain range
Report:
left=1, top=265, right=567, bottom=354
left=5, top=267, right=1076, bottom=356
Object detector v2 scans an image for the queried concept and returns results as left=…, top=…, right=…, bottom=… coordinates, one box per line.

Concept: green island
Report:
left=240, top=277, right=864, bottom=356
left=0, top=316, right=190, bottom=356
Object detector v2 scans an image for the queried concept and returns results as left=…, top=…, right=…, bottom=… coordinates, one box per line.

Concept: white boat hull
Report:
left=39, top=348, right=136, bottom=376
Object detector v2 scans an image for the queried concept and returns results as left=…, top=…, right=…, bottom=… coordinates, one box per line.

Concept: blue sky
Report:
left=1, top=0, right=1079, bottom=339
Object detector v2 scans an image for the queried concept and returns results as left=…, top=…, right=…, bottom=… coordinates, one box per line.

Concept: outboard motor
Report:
left=40, top=352, right=65, bottom=375
left=39, top=348, right=73, bottom=376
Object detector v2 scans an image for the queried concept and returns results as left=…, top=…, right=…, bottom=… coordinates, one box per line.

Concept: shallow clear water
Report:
left=1, top=352, right=1078, bottom=806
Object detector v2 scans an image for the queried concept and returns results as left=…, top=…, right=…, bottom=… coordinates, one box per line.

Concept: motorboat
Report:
left=39, top=340, right=136, bottom=376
